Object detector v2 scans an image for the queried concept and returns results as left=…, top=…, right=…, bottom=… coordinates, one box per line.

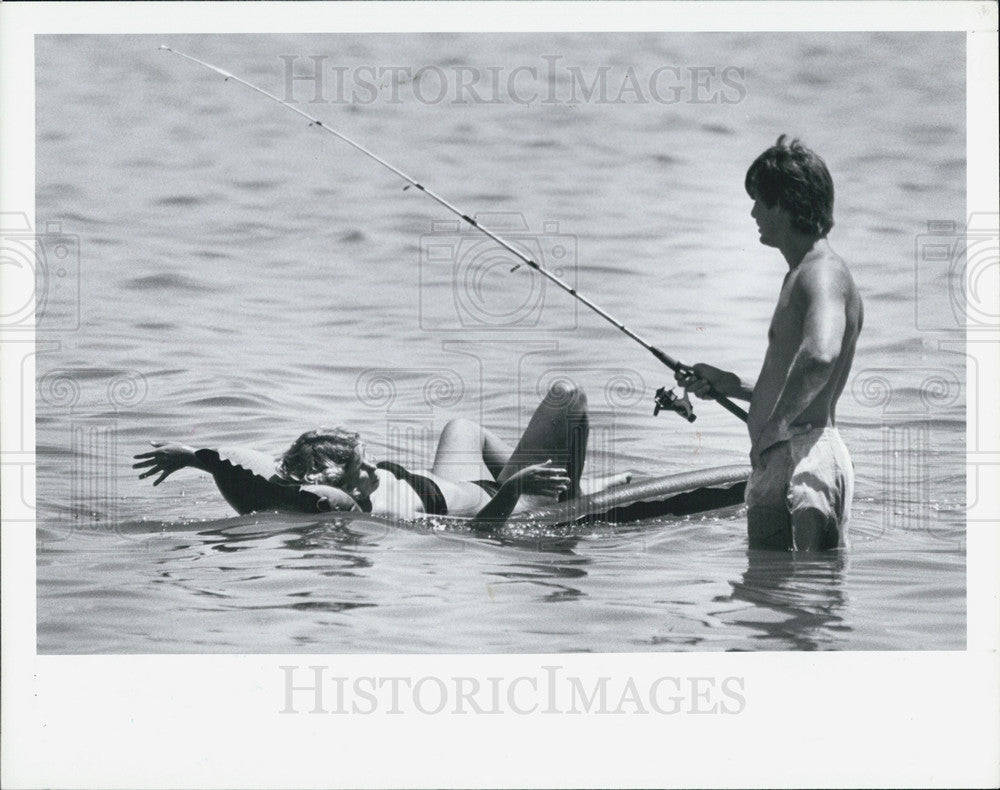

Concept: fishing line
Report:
left=160, top=46, right=748, bottom=423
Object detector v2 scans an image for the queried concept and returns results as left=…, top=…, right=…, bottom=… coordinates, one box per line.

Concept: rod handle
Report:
left=649, top=346, right=749, bottom=423
left=713, top=394, right=749, bottom=422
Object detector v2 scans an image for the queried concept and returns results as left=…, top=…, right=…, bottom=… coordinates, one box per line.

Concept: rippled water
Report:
left=33, top=32, right=966, bottom=652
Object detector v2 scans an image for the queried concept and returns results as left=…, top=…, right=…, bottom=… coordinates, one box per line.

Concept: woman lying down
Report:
left=134, top=383, right=626, bottom=525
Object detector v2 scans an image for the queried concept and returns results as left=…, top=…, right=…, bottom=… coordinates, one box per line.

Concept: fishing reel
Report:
left=653, top=386, right=696, bottom=422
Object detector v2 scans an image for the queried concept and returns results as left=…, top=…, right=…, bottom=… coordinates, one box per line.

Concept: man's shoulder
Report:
left=793, top=245, right=855, bottom=293
left=799, top=242, right=849, bottom=272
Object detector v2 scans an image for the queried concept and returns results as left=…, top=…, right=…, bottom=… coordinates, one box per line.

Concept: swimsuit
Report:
left=196, top=448, right=499, bottom=517
left=363, top=464, right=501, bottom=515
left=373, top=461, right=449, bottom=516
left=472, top=479, right=501, bottom=497
left=745, top=426, right=854, bottom=549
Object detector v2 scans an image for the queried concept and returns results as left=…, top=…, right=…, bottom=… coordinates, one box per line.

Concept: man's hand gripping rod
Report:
left=160, top=46, right=749, bottom=424
left=648, top=349, right=748, bottom=423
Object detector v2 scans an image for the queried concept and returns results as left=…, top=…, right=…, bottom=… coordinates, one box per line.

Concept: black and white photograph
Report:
left=28, top=28, right=972, bottom=652
left=2, top=2, right=998, bottom=788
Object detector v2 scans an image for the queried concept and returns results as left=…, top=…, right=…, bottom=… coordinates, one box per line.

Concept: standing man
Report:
left=678, top=135, right=863, bottom=551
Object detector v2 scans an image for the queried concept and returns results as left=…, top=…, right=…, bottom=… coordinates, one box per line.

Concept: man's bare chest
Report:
left=767, top=279, right=802, bottom=345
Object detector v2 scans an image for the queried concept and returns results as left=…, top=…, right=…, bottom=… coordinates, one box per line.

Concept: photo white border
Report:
left=2, top=2, right=998, bottom=788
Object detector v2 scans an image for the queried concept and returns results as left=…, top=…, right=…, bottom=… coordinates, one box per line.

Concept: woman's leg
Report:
left=497, top=382, right=588, bottom=500
left=430, top=418, right=515, bottom=481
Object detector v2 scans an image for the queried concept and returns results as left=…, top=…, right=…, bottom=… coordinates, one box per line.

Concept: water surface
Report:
left=34, top=32, right=966, bottom=652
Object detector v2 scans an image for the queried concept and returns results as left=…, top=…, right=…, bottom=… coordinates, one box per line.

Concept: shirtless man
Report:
left=677, top=135, right=863, bottom=551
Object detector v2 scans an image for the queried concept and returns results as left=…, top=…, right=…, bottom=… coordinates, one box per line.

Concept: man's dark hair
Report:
left=745, top=135, right=835, bottom=237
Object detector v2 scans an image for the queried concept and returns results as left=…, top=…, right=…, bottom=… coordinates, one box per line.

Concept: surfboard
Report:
left=516, top=465, right=750, bottom=526
left=196, top=446, right=748, bottom=526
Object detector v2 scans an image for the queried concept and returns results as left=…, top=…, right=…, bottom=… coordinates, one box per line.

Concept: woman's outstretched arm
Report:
left=134, top=442, right=360, bottom=515
left=133, top=441, right=208, bottom=485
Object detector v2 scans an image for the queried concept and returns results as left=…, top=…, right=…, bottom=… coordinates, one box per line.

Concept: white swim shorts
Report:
left=745, top=426, right=854, bottom=550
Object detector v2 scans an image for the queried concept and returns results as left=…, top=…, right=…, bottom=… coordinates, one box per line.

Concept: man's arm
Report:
left=754, top=265, right=846, bottom=458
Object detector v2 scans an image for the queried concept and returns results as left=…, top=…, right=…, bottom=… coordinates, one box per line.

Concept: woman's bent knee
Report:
left=545, top=381, right=587, bottom=409
left=442, top=417, right=479, bottom=434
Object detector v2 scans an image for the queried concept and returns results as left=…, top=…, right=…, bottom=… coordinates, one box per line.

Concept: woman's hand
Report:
left=132, top=441, right=200, bottom=486
left=473, top=459, right=571, bottom=526
left=298, top=484, right=363, bottom=513
left=508, top=459, right=570, bottom=498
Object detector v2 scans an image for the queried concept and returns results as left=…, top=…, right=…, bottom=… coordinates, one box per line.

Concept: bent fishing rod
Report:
left=160, top=46, right=748, bottom=424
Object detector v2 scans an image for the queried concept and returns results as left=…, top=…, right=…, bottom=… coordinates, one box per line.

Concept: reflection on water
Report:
left=720, top=550, right=849, bottom=651
left=486, top=554, right=591, bottom=603
left=37, top=501, right=964, bottom=653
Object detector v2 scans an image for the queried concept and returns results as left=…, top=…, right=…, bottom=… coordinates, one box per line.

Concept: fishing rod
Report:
left=160, top=46, right=749, bottom=424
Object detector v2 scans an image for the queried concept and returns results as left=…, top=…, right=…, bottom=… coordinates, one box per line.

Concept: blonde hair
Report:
left=277, top=427, right=365, bottom=486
